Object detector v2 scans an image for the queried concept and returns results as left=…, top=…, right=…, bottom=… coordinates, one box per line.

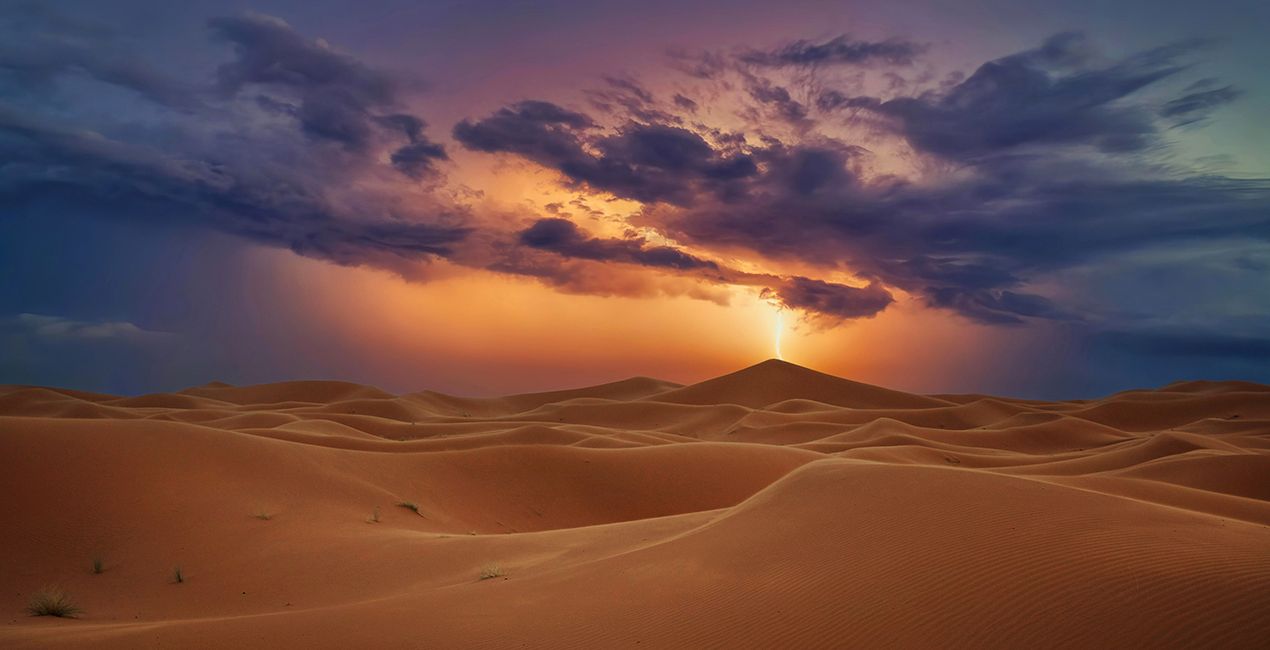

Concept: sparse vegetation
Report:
left=91, top=556, right=104, bottom=574
left=397, top=501, right=421, bottom=515
left=368, top=506, right=381, bottom=523
left=27, top=587, right=81, bottom=618
left=172, top=566, right=184, bottom=584
left=479, top=565, right=504, bottom=580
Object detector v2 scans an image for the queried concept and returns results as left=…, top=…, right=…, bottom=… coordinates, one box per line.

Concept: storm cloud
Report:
left=455, top=105, right=757, bottom=205
left=0, top=10, right=465, bottom=278
left=519, top=218, right=719, bottom=271
left=764, top=277, right=894, bottom=322
left=456, top=32, right=1267, bottom=332
left=863, top=33, right=1209, bottom=158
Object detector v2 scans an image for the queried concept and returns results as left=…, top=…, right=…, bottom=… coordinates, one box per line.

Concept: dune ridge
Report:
left=2, top=359, right=1268, bottom=648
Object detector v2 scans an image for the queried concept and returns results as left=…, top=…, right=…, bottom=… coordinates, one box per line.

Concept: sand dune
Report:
left=2, top=359, right=1268, bottom=648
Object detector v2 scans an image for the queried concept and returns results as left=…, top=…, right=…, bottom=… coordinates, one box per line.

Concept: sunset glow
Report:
left=1, top=1, right=1267, bottom=398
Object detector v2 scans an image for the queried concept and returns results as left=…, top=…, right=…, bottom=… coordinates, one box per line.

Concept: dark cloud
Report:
left=456, top=106, right=756, bottom=205
left=209, top=14, right=394, bottom=99
left=209, top=12, right=444, bottom=162
left=458, top=73, right=1270, bottom=326
left=1160, top=79, right=1242, bottom=126
left=758, top=142, right=859, bottom=195
left=923, top=288, right=1075, bottom=326
left=651, top=156, right=1270, bottom=323
left=453, top=100, right=594, bottom=162
left=0, top=13, right=467, bottom=277
left=510, top=218, right=895, bottom=323
left=862, top=32, right=1207, bottom=158
left=378, top=114, right=448, bottom=178
left=764, top=277, right=893, bottom=322
left=455, top=33, right=1268, bottom=326
left=210, top=12, right=393, bottom=148
left=0, top=108, right=470, bottom=269
left=740, top=35, right=926, bottom=67
left=519, top=218, right=718, bottom=270
left=390, top=140, right=448, bottom=178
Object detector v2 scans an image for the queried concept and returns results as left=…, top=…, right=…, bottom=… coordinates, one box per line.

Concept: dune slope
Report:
left=2, top=359, right=1268, bottom=648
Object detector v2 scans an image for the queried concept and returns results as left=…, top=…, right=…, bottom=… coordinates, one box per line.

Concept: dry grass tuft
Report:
left=27, top=587, right=81, bottom=617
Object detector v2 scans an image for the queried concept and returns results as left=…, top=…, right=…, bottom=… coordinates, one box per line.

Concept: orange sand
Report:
left=2, top=360, right=1268, bottom=648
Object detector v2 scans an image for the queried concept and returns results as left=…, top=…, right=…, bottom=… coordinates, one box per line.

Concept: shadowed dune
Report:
left=651, top=359, right=951, bottom=409
left=2, top=359, right=1268, bottom=648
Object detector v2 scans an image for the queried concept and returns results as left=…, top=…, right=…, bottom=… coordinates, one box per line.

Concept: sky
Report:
left=1, top=0, right=1268, bottom=398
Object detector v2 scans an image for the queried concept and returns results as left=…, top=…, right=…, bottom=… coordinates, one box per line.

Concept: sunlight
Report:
left=774, top=309, right=784, bottom=360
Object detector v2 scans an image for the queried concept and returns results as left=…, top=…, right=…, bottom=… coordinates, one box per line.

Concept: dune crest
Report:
left=650, top=358, right=952, bottom=409
left=2, top=360, right=1268, bottom=648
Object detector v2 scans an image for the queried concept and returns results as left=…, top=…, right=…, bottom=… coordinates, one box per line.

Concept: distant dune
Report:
left=2, top=359, right=1268, bottom=648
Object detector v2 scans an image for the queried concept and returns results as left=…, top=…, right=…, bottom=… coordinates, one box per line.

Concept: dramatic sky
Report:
left=2, top=0, right=1268, bottom=398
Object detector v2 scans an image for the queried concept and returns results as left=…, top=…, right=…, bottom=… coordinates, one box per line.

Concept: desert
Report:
left=2, top=359, right=1268, bottom=648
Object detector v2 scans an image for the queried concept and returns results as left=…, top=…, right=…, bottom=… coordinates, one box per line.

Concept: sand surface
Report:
left=2, top=359, right=1268, bottom=648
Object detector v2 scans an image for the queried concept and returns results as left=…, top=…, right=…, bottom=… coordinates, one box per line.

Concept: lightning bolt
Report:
left=774, top=309, right=784, bottom=360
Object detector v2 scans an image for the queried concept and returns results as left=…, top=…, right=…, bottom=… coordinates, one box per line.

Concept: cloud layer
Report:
left=3, top=6, right=1267, bottom=388
left=453, top=31, right=1268, bottom=332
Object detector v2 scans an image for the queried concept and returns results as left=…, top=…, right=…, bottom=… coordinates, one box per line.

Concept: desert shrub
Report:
left=27, top=587, right=80, bottom=617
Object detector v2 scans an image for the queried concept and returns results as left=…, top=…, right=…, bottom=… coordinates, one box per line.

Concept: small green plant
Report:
left=172, top=566, right=184, bottom=584
left=479, top=565, right=504, bottom=580
left=368, top=506, right=381, bottom=523
left=27, top=587, right=81, bottom=617
left=396, top=501, right=421, bottom=515
left=91, top=556, right=104, bottom=574
left=253, top=511, right=273, bottom=520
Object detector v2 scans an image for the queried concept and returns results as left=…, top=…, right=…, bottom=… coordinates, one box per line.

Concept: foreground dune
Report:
left=2, top=359, right=1268, bottom=648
